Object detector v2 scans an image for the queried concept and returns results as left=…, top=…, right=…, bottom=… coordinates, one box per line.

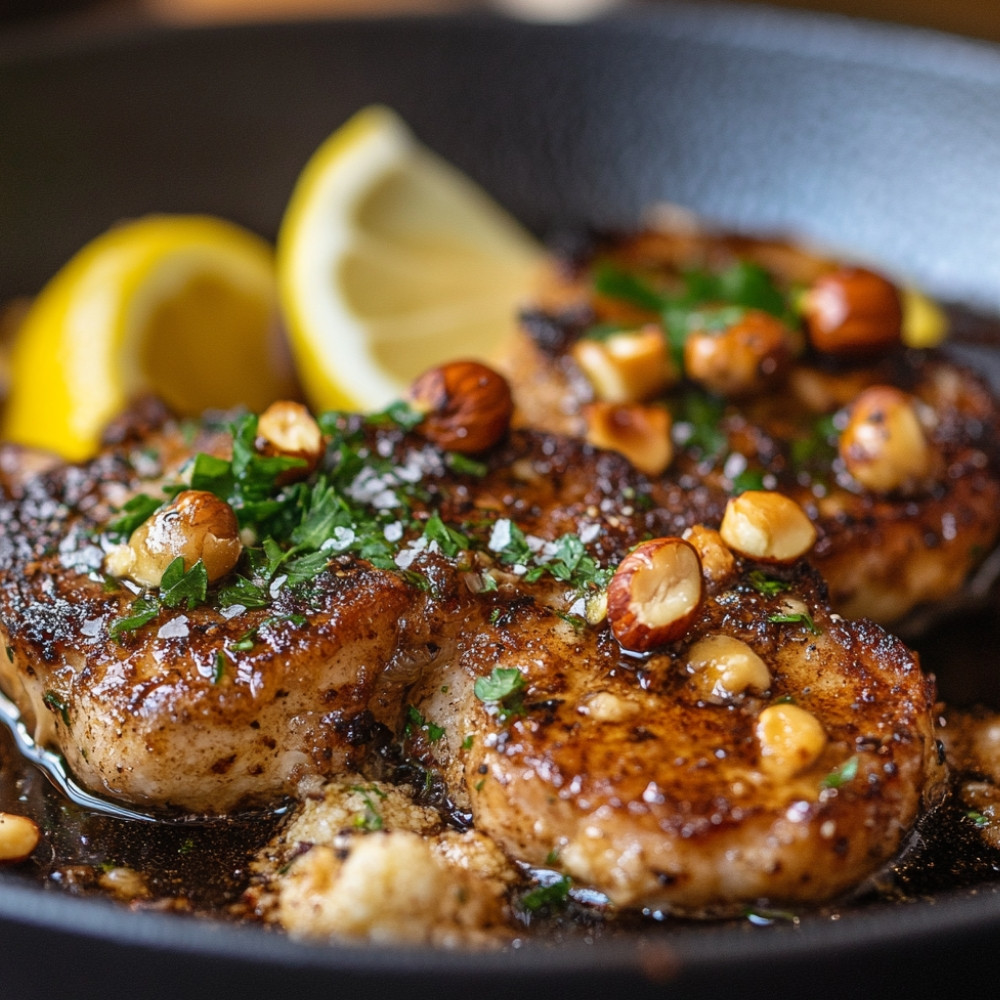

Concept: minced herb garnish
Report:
left=103, top=407, right=614, bottom=638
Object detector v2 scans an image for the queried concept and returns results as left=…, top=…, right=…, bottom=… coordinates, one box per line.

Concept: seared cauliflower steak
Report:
left=500, top=228, right=1000, bottom=626
left=0, top=415, right=412, bottom=814
left=0, top=362, right=946, bottom=919
left=408, top=535, right=944, bottom=913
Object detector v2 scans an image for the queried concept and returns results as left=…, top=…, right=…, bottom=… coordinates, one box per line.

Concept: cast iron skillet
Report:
left=3, top=5, right=1000, bottom=998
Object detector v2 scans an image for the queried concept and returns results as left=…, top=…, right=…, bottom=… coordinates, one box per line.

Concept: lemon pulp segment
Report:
left=277, top=105, right=543, bottom=413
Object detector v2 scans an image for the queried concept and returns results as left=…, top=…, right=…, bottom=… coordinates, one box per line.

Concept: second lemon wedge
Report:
left=277, top=105, right=544, bottom=413
left=2, top=214, right=294, bottom=462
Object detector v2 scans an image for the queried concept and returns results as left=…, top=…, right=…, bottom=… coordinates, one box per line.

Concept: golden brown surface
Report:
left=500, top=228, right=1000, bottom=627
left=0, top=397, right=945, bottom=916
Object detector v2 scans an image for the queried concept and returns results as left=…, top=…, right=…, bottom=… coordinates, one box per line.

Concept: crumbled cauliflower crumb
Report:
left=245, top=775, right=517, bottom=947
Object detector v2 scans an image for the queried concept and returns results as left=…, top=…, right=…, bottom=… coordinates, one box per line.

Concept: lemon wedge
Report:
left=2, top=214, right=294, bottom=462
left=276, top=105, right=544, bottom=412
left=901, top=286, right=948, bottom=349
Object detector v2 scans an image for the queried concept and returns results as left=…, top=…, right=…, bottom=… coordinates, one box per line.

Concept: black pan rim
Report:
left=3, top=6, right=1000, bottom=993
left=3, top=2, right=1000, bottom=85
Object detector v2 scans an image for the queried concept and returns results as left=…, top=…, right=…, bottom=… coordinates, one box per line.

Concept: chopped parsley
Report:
left=109, top=558, right=208, bottom=640
left=768, top=611, right=821, bottom=635
left=42, top=690, right=70, bottom=726
left=822, top=755, right=859, bottom=789
left=519, top=874, right=572, bottom=913
left=405, top=705, right=445, bottom=743
left=489, top=520, right=611, bottom=593
left=590, top=258, right=792, bottom=367
left=731, top=468, right=767, bottom=494
left=966, top=810, right=990, bottom=829
left=748, top=570, right=792, bottom=597
left=350, top=784, right=388, bottom=832
left=474, top=667, right=527, bottom=721
left=105, top=493, right=169, bottom=539
left=671, top=389, right=727, bottom=459
left=101, top=405, right=613, bottom=648
left=212, top=650, right=227, bottom=684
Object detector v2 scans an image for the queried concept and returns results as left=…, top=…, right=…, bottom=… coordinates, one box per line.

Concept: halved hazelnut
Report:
left=686, top=634, right=771, bottom=702
left=257, top=400, right=324, bottom=479
left=583, top=401, right=673, bottom=476
left=104, top=489, right=242, bottom=587
left=407, top=361, right=514, bottom=454
left=802, top=266, right=902, bottom=356
left=683, top=309, right=796, bottom=397
left=606, top=537, right=703, bottom=652
left=571, top=325, right=677, bottom=403
left=0, top=812, right=40, bottom=862
left=719, top=491, right=817, bottom=563
left=755, top=703, right=827, bottom=779
left=838, top=385, right=933, bottom=494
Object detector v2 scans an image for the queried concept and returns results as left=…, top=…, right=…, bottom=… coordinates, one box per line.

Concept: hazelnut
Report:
left=407, top=361, right=513, bottom=454
left=686, top=634, right=771, bottom=702
left=580, top=691, right=642, bottom=723
left=682, top=524, right=737, bottom=587
left=755, top=703, right=827, bottom=779
left=583, top=401, right=673, bottom=476
left=683, top=309, right=796, bottom=397
left=719, top=491, right=817, bottom=563
left=838, top=385, right=933, bottom=494
left=571, top=325, right=677, bottom=403
left=256, top=400, right=324, bottom=479
left=802, top=267, right=902, bottom=356
left=606, top=538, right=703, bottom=653
left=104, top=490, right=242, bottom=587
left=0, top=811, right=40, bottom=862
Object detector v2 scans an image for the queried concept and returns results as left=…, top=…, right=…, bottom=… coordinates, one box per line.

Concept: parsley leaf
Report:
left=350, top=784, right=388, bottom=831
left=822, top=755, right=859, bottom=789
left=423, top=514, right=470, bottom=559
left=159, top=557, right=209, bottom=609
left=520, top=875, right=572, bottom=913
left=104, top=493, right=167, bottom=538
left=768, top=611, right=821, bottom=635
left=109, top=597, right=161, bottom=640
left=748, top=570, right=791, bottom=596
left=405, top=705, right=445, bottom=743
left=474, top=667, right=527, bottom=721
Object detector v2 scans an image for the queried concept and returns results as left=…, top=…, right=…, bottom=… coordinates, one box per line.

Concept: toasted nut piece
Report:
left=583, top=401, right=673, bottom=476
left=408, top=361, right=514, bottom=454
left=583, top=589, right=609, bottom=626
left=104, top=489, right=242, bottom=587
left=683, top=309, right=796, bottom=397
left=802, top=267, right=902, bottom=356
left=581, top=691, right=642, bottom=723
left=755, top=703, right=827, bottom=779
left=719, top=491, right=817, bottom=563
left=257, top=400, right=324, bottom=479
left=98, top=865, right=151, bottom=901
left=686, top=634, right=771, bottom=702
left=571, top=326, right=677, bottom=403
left=682, top=524, right=736, bottom=587
left=607, top=538, right=703, bottom=652
left=0, top=811, right=40, bottom=862
left=838, top=385, right=933, bottom=494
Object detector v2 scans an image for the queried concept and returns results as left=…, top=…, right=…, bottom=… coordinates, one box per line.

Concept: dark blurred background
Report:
left=0, top=0, right=999, bottom=44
